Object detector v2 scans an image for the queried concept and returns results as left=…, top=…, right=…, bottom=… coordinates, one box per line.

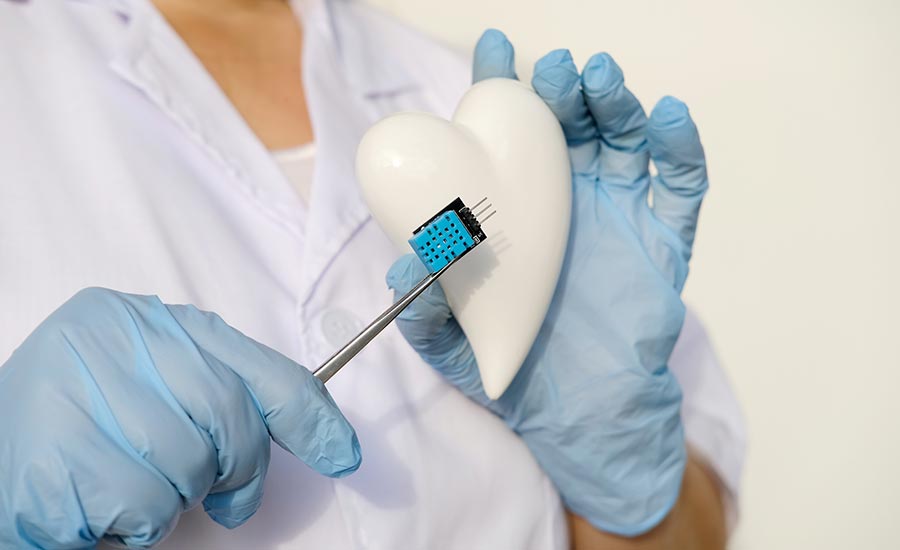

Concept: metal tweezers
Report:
left=313, top=197, right=495, bottom=384
left=312, top=260, right=457, bottom=383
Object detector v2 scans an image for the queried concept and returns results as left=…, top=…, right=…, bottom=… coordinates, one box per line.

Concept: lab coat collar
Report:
left=82, top=0, right=420, bottom=98
left=69, top=0, right=132, bottom=18
left=301, top=0, right=420, bottom=99
left=294, top=0, right=379, bottom=305
left=107, top=0, right=310, bottom=237
left=101, top=0, right=409, bottom=304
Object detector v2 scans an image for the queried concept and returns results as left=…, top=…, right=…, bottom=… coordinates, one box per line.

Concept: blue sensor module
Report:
left=408, top=198, right=488, bottom=274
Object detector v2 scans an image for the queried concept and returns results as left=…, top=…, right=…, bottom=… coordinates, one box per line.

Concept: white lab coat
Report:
left=0, top=0, right=746, bottom=548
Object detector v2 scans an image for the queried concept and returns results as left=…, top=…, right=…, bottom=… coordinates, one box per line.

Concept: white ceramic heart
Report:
left=357, top=78, right=571, bottom=399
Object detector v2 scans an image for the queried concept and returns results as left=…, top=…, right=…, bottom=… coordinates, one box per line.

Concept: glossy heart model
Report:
left=357, top=78, right=571, bottom=398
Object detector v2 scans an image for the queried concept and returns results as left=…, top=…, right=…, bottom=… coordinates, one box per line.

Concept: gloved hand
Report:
left=387, top=30, right=709, bottom=536
left=0, top=288, right=361, bottom=549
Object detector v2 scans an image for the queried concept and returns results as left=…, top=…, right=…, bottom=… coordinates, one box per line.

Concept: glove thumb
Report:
left=386, top=255, right=485, bottom=398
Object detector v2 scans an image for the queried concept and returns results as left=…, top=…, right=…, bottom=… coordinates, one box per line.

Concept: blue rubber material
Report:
left=408, top=211, right=475, bottom=273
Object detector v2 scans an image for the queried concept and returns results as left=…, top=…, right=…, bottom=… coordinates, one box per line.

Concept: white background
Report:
left=362, top=0, right=900, bottom=548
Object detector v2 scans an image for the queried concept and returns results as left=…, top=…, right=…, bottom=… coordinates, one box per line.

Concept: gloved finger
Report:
left=647, top=96, right=708, bottom=252
left=202, top=475, right=266, bottom=529
left=386, top=255, right=485, bottom=398
left=165, top=303, right=362, bottom=480
left=10, top=407, right=182, bottom=549
left=31, top=289, right=221, bottom=512
left=531, top=49, right=599, bottom=171
left=94, top=292, right=272, bottom=529
left=581, top=53, right=651, bottom=189
left=140, top=326, right=271, bottom=529
left=91, top=445, right=183, bottom=549
left=35, top=289, right=264, bottom=530
left=472, top=28, right=518, bottom=83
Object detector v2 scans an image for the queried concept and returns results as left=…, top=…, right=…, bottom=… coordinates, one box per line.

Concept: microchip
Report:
left=407, top=197, right=490, bottom=274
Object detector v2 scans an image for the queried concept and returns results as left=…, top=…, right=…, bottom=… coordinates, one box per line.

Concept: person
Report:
left=0, top=0, right=746, bottom=548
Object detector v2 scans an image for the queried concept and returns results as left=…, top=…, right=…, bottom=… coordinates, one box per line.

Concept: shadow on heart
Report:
left=448, top=239, right=502, bottom=311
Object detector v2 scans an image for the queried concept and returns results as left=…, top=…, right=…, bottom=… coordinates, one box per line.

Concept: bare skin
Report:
left=151, top=1, right=729, bottom=548
left=568, top=450, right=727, bottom=550
left=153, top=0, right=313, bottom=149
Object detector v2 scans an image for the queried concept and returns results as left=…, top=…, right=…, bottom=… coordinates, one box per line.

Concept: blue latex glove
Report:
left=387, top=30, right=709, bottom=536
left=0, top=288, right=361, bottom=549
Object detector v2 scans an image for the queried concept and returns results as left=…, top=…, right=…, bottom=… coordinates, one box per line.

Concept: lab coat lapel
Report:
left=105, top=0, right=422, bottom=303
left=108, top=0, right=308, bottom=238
left=294, top=0, right=419, bottom=304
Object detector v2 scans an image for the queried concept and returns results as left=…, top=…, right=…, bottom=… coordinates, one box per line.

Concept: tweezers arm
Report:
left=313, top=262, right=451, bottom=384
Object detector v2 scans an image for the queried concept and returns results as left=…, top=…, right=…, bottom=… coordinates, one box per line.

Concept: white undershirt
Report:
left=272, top=142, right=316, bottom=207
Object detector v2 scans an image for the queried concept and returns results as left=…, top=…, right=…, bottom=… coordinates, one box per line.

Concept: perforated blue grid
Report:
left=407, top=210, right=475, bottom=274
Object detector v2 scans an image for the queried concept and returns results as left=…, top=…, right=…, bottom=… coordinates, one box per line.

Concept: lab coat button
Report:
left=320, top=308, right=363, bottom=348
